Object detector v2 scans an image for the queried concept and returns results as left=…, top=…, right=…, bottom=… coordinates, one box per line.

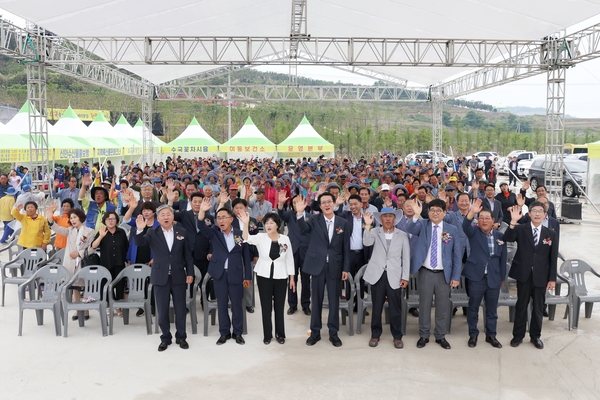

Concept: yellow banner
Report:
left=124, top=146, right=143, bottom=156
left=162, top=145, right=219, bottom=154
left=54, top=148, right=92, bottom=160
left=279, top=145, right=334, bottom=154
left=95, top=148, right=123, bottom=157
left=225, top=145, right=276, bottom=153
left=0, top=149, right=53, bottom=162
left=49, top=109, right=111, bottom=122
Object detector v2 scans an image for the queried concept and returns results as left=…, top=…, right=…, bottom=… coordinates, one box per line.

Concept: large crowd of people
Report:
left=0, top=151, right=560, bottom=351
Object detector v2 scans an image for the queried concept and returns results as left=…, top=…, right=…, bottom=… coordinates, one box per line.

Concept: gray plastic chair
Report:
left=1, top=247, right=47, bottom=306
left=560, top=259, right=600, bottom=329
left=448, top=276, right=474, bottom=333
left=201, top=272, right=248, bottom=336
left=154, top=266, right=202, bottom=335
left=493, top=270, right=517, bottom=322
left=355, top=264, right=390, bottom=334
left=323, top=273, right=354, bottom=336
left=108, top=264, right=152, bottom=335
left=401, top=274, right=420, bottom=336
left=18, top=264, right=69, bottom=336
left=544, top=272, right=573, bottom=330
left=62, top=265, right=112, bottom=337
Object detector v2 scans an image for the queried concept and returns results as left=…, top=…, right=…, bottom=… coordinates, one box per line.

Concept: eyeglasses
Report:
left=320, top=200, right=334, bottom=205
left=216, top=216, right=232, bottom=220
left=105, top=218, right=117, bottom=221
left=428, top=209, right=444, bottom=214
left=529, top=209, right=545, bottom=214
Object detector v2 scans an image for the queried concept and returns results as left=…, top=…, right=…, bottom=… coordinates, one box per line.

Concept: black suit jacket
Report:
left=278, top=208, right=310, bottom=259
left=172, top=199, right=189, bottom=212
left=174, top=211, right=215, bottom=262
left=134, top=225, right=194, bottom=286
left=517, top=214, right=560, bottom=237
left=198, top=221, right=252, bottom=283
left=297, top=214, right=350, bottom=279
left=503, top=223, right=558, bottom=287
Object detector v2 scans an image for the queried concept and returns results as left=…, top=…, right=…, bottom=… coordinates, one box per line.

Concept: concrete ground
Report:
left=1, top=199, right=599, bottom=400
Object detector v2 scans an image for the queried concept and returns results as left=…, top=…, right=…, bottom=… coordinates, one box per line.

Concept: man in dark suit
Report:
left=122, top=182, right=162, bottom=218
left=462, top=199, right=507, bottom=349
left=504, top=201, right=558, bottom=350
left=406, top=199, right=463, bottom=350
left=295, top=192, right=351, bottom=347
left=134, top=205, right=195, bottom=352
left=481, top=183, right=503, bottom=228
left=277, top=192, right=312, bottom=316
left=171, top=192, right=215, bottom=301
left=197, top=198, right=252, bottom=345
left=231, top=198, right=259, bottom=313
left=519, top=181, right=557, bottom=219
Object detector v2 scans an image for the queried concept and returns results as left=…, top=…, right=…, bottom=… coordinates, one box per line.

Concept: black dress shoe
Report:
left=302, top=307, right=311, bottom=316
left=287, top=307, right=297, bottom=315
left=409, top=308, right=419, bottom=318
left=486, top=336, right=502, bottom=348
left=158, top=340, right=172, bottom=352
left=416, top=337, right=429, bottom=348
left=435, top=338, right=451, bottom=349
left=216, top=333, right=232, bottom=345
left=136, top=308, right=144, bottom=317
left=176, top=339, right=189, bottom=349
left=510, top=338, right=523, bottom=348
left=306, top=334, right=321, bottom=346
left=263, top=338, right=271, bottom=345
left=246, top=306, right=255, bottom=313
left=452, top=307, right=458, bottom=316
left=276, top=335, right=285, bottom=344
left=72, top=315, right=78, bottom=321
left=530, top=338, right=544, bottom=349
left=84, top=315, right=90, bottom=321
left=234, top=334, right=245, bottom=345
left=543, top=310, right=549, bottom=317
left=468, top=336, right=478, bottom=348
left=329, top=336, right=343, bottom=347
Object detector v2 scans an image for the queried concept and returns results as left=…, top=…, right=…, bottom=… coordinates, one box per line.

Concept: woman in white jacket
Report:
left=47, top=208, right=95, bottom=320
left=240, top=211, right=295, bottom=345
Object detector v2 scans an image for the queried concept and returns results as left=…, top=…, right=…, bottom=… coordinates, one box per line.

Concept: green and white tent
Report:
left=0, top=122, right=33, bottom=163
left=54, top=106, right=122, bottom=158
left=163, top=116, right=220, bottom=155
left=113, top=115, right=143, bottom=158
left=278, top=116, right=335, bottom=158
left=222, top=116, right=276, bottom=159
left=6, top=102, right=91, bottom=160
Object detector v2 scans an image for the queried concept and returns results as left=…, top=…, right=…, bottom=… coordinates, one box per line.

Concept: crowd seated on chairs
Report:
left=0, top=152, right=592, bottom=350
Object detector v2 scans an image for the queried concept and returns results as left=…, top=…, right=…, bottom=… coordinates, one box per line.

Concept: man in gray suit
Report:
left=362, top=208, right=410, bottom=349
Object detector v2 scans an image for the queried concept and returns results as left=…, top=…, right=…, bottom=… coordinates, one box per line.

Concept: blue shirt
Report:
left=222, top=229, right=235, bottom=270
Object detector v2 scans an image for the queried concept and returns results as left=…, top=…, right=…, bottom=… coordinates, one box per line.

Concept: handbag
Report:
left=81, top=250, right=101, bottom=267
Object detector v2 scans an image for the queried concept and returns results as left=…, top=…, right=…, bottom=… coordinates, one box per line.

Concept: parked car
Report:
left=565, top=153, right=588, bottom=161
left=472, top=151, right=499, bottom=169
left=424, top=151, right=454, bottom=167
left=514, top=151, right=538, bottom=177
left=527, top=158, right=587, bottom=197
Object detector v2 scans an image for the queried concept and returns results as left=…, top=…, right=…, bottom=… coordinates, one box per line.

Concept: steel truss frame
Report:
left=154, top=84, right=428, bottom=102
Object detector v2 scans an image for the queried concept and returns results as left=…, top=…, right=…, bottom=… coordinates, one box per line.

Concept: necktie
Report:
left=533, top=227, right=539, bottom=246
left=194, top=213, right=199, bottom=232
left=431, top=225, right=438, bottom=269
left=326, top=219, right=332, bottom=242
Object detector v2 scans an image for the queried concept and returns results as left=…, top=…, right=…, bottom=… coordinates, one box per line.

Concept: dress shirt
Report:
left=350, top=214, right=363, bottom=250
left=237, top=218, right=245, bottom=232
left=423, top=220, right=443, bottom=270
left=324, top=216, right=334, bottom=242
left=542, top=216, right=548, bottom=228
left=488, top=198, right=495, bottom=211
left=162, top=227, right=174, bottom=251
left=222, top=229, right=235, bottom=270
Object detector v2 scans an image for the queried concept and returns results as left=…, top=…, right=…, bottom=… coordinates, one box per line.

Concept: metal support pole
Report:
left=26, top=35, right=51, bottom=196
left=141, top=91, right=153, bottom=166
left=432, top=99, right=443, bottom=161
left=288, top=0, right=307, bottom=85
left=228, top=73, right=232, bottom=140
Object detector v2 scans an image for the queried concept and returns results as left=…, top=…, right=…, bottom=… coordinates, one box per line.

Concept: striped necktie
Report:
left=431, top=225, right=438, bottom=268
left=533, top=227, right=539, bottom=246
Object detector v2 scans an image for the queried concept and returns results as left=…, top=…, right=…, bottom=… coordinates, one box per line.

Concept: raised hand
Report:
left=278, top=190, right=288, bottom=205
left=200, top=196, right=212, bottom=212
left=218, top=188, right=229, bottom=204
left=238, top=209, right=250, bottom=225
left=317, top=184, right=326, bottom=196
left=98, top=225, right=108, bottom=237
left=16, top=203, right=23, bottom=211
left=516, top=193, right=525, bottom=207
left=129, top=196, right=139, bottom=210
left=295, top=196, right=307, bottom=215
left=470, top=198, right=483, bottom=215
left=522, top=179, right=530, bottom=191
left=410, top=199, right=422, bottom=217
left=336, top=194, right=346, bottom=206
left=135, top=214, right=146, bottom=231
left=167, top=188, right=179, bottom=203
left=509, top=205, right=521, bottom=224
left=363, top=212, right=374, bottom=226
left=383, top=196, right=393, bottom=207
left=438, top=188, right=447, bottom=202
left=82, top=174, right=92, bottom=188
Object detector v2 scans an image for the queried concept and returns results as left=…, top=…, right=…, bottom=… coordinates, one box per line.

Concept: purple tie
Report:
left=431, top=225, right=438, bottom=269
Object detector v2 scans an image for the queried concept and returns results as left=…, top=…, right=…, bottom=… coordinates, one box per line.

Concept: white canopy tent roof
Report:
left=2, top=1, right=600, bottom=86
left=278, top=116, right=334, bottom=158
left=222, top=116, right=276, bottom=159
left=163, top=117, right=220, bottom=156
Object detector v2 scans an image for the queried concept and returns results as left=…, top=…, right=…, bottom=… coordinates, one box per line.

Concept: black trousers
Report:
left=310, top=265, right=341, bottom=337
left=257, top=275, right=287, bottom=340
left=213, top=270, right=244, bottom=336
left=109, top=265, right=126, bottom=301
left=371, top=271, right=403, bottom=340
left=509, top=170, right=518, bottom=185
left=154, top=275, right=187, bottom=342
left=513, top=274, right=546, bottom=340
left=288, top=251, right=311, bottom=309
